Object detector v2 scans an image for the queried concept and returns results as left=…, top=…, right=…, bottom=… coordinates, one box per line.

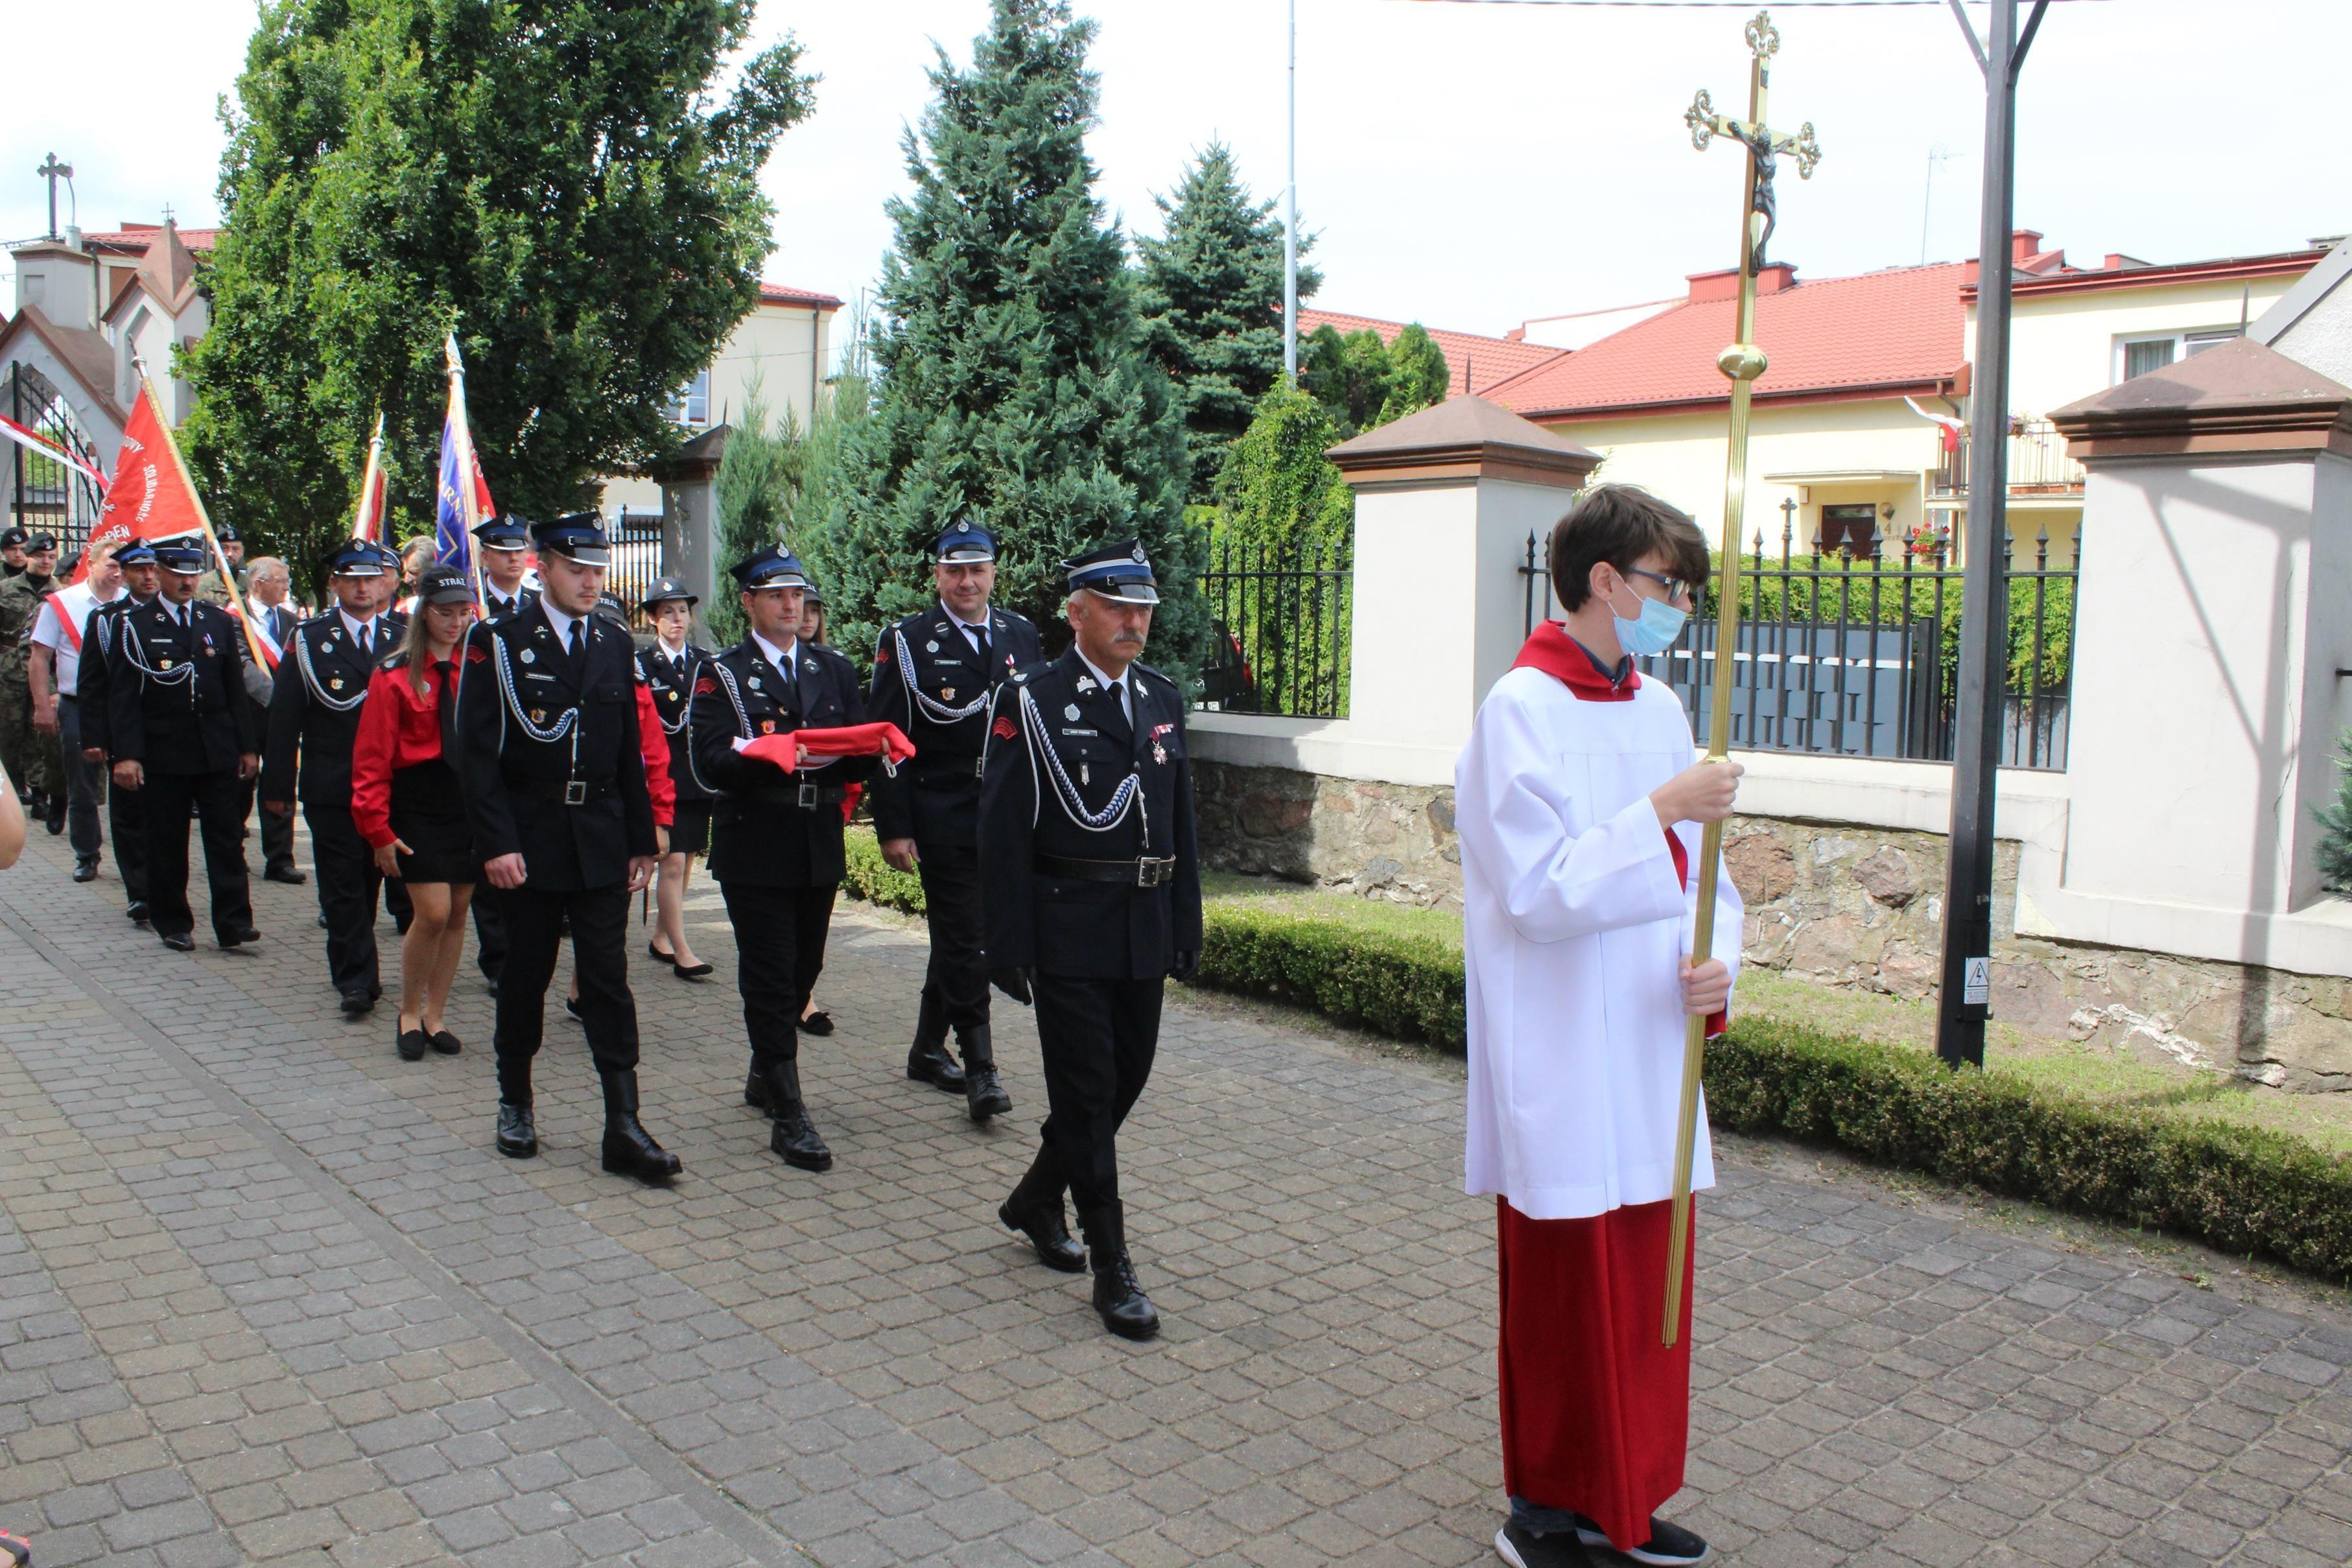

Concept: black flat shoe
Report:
left=159, top=931, right=194, bottom=952
left=397, top=1027, right=427, bottom=1062
left=265, top=864, right=308, bottom=884
left=73, top=858, right=99, bottom=882
left=1494, top=1521, right=1596, bottom=1568
left=672, top=960, right=714, bottom=979
left=646, top=941, right=677, bottom=967
left=429, top=1030, right=462, bottom=1055
left=798, top=1010, right=834, bottom=1037
left=340, top=991, right=375, bottom=1016
left=127, top=901, right=150, bottom=925
left=564, top=996, right=583, bottom=1025
left=218, top=924, right=261, bottom=949
left=1572, top=1514, right=1710, bottom=1567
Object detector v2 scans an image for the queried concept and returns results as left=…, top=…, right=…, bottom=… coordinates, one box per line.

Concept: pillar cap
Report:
left=2048, top=338, right=2352, bottom=461
left=1327, top=395, right=1601, bottom=489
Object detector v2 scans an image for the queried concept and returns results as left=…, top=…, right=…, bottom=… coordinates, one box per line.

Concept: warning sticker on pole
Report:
left=1962, top=956, right=1991, bottom=1006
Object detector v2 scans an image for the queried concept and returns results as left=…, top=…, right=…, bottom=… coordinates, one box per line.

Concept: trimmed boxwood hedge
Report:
left=838, top=832, right=2352, bottom=1281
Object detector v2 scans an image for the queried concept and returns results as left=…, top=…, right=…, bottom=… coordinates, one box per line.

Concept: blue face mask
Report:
left=1612, top=592, right=1689, bottom=658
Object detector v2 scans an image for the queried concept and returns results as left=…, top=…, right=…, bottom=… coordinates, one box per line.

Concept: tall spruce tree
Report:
left=814, top=0, right=1198, bottom=677
left=1138, top=142, right=1319, bottom=499
left=181, top=0, right=814, bottom=570
left=705, top=373, right=805, bottom=650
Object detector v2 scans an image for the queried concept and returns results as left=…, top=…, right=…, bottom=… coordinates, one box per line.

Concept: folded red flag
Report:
left=741, top=721, right=916, bottom=775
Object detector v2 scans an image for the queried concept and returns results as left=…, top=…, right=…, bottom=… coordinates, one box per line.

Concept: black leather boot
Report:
left=495, top=1102, right=537, bottom=1159
left=906, top=986, right=965, bottom=1093
left=744, top=1051, right=770, bottom=1112
left=765, top=1057, right=832, bottom=1172
left=960, top=1025, right=1012, bottom=1122
left=599, top=1070, right=682, bottom=1184
left=999, top=1151, right=1085, bottom=1272
left=1079, top=1204, right=1160, bottom=1340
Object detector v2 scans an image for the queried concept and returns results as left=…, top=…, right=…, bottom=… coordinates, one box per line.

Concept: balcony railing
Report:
left=1929, top=415, right=2085, bottom=498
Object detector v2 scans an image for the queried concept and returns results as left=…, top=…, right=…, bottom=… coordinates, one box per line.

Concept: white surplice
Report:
left=1457, top=662, right=1743, bottom=1222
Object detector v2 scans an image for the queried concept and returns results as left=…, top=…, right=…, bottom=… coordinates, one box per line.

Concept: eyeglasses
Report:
left=1623, top=567, right=1691, bottom=602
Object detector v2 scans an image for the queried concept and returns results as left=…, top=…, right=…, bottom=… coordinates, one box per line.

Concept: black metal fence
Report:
left=6, top=362, right=104, bottom=557
left=1520, top=522, right=2078, bottom=771
left=604, top=509, right=666, bottom=624
left=1195, top=535, right=1352, bottom=718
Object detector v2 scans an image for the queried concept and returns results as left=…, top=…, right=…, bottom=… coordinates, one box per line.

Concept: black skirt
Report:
left=669, top=801, right=712, bottom=858
left=390, top=760, right=475, bottom=884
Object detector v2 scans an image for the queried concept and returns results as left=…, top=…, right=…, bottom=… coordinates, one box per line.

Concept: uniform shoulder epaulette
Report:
left=1131, top=662, right=1181, bottom=692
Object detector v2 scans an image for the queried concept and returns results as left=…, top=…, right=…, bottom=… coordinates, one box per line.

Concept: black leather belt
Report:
left=1035, top=853, right=1178, bottom=888
left=504, top=775, right=612, bottom=804
left=746, top=782, right=847, bottom=810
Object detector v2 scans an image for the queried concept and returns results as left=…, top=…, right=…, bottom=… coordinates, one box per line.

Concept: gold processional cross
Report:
left=1662, top=10, right=1822, bottom=1349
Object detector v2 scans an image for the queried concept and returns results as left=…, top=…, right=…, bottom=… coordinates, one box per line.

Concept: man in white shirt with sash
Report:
left=1457, top=485, right=1744, bottom=1568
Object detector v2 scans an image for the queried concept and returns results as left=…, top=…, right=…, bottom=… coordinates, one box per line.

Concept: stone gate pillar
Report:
left=653, top=425, right=729, bottom=642
left=1326, top=396, right=1600, bottom=764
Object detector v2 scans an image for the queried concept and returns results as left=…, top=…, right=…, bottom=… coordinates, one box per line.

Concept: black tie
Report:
left=356, top=621, right=370, bottom=659
left=567, top=620, right=585, bottom=668
left=972, top=626, right=990, bottom=664
left=1107, top=679, right=1125, bottom=724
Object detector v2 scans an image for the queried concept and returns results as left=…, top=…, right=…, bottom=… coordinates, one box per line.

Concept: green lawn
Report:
left=1202, top=872, right=2352, bottom=1159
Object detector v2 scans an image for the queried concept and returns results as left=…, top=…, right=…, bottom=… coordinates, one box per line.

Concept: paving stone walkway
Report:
left=1, top=823, right=2348, bottom=1568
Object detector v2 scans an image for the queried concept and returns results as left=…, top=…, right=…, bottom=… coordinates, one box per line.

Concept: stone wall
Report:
left=1192, top=759, right=2352, bottom=1091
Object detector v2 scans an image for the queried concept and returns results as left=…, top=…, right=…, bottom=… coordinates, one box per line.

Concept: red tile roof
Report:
left=1297, top=309, right=1565, bottom=398
left=758, top=282, right=843, bottom=310
left=81, top=225, right=219, bottom=255
left=1484, top=263, right=1970, bottom=421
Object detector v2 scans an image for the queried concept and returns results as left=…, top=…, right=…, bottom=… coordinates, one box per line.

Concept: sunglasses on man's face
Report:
left=1622, top=567, right=1691, bottom=602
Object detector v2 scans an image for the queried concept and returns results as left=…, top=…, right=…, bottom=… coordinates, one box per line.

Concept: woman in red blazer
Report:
left=351, top=565, right=478, bottom=1062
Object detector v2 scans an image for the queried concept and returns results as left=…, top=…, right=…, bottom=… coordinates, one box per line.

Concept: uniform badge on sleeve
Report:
left=467, top=646, right=488, bottom=665
left=694, top=676, right=718, bottom=696
left=993, top=716, right=1017, bottom=740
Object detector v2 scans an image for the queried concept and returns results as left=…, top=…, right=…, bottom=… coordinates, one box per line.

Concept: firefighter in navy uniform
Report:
left=455, top=514, right=678, bottom=1185
left=76, top=541, right=161, bottom=923
left=263, top=541, right=414, bottom=1012
left=866, top=519, right=1044, bottom=1121
left=107, top=542, right=264, bottom=953
left=468, top=515, right=537, bottom=992
left=689, top=546, right=882, bottom=1173
left=978, top=539, right=1201, bottom=1341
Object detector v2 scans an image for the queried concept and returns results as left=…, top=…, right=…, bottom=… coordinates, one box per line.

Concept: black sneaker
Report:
left=1573, top=1514, right=1710, bottom=1567
left=1494, top=1521, right=1593, bottom=1568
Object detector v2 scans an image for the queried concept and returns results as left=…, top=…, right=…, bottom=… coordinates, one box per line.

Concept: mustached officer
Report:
left=456, top=513, right=678, bottom=1184
left=867, top=519, right=1044, bottom=1120
left=978, top=539, right=1201, bottom=1340
left=263, top=540, right=413, bottom=1012
left=108, top=541, right=263, bottom=952
left=690, top=546, right=880, bottom=1172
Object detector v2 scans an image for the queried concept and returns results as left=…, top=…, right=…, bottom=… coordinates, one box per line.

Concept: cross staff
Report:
left=1661, top=9, right=1820, bottom=1350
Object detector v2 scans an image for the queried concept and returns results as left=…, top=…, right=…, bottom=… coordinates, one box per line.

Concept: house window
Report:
left=1818, top=504, right=1879, bottom=557
left=2117, top=328, right=2239, bottom=382
left=673, top=369, right=711, bottom=427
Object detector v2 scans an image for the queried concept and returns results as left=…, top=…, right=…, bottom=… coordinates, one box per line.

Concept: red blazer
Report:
left=350, top=660, right=456, bottom=850
left=635, top=679, right=674, bottom=829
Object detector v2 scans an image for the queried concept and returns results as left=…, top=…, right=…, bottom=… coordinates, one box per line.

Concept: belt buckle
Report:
left=797, top=780, right=818, bottom=809
left=563, top=780, right=587, bottom=805
left=1136, top=858, right=1171, bottom=889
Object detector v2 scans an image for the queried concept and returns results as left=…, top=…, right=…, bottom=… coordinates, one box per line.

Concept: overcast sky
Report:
left=5, top=1, right=2342, bottom=341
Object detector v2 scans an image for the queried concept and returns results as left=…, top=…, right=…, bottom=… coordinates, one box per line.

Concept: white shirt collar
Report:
left=751, top=629, right=799, bottom=672
left=541, top=600, right=583, bottom=649
left=941, top=602, right=992, bottom=636
left=658, top=634, right=688, bottom=662
left=1075, top=648, right=1126, bottom=692
left=338, top=607, right=377, bottom=643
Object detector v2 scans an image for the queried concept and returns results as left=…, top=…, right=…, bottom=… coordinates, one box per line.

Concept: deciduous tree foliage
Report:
left=706, top=373, right=805, bottom=651
left=1137, top=142, right=1319, bottom=500
left=1299, top=321, right=1450, bottom=441
left=181, top=0, right=814, bottom=573
left=814, top=0, right=1199, bottom=679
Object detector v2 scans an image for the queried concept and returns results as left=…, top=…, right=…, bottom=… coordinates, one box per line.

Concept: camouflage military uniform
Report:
left=0, top=571, right=59, bottom=796
left=195, top=564, right=248, bottom=608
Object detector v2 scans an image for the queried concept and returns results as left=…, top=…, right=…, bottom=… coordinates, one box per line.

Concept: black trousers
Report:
left=1031, top=974, right=1162, bottom=1214
left=718, top=880, right=837, bottom=1066
left=304, top=803, right=394, bottom=1000
left=915, top=843, right=991, bottom=1035
left=54, top=698, right=104, bottom=861
left=473, top=885, right=507, bottom=981
left=243, top=774, right=296, bottom=872
left=109, top=753, right=148, bottom=904
left=142, top=767, right=252, bottom=941
left=494, top=883, right=638, bottom=1105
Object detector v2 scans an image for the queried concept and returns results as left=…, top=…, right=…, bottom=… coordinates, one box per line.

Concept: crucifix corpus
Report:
left=1661, top=9, right=1821, bottom=1349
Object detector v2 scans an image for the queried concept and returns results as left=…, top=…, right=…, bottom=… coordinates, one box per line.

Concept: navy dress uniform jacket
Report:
left=865, top=604, right=1043, bottom=848
left=637, top=641, right=716, bottom=806
left=106, top=600, right=260, bottom=775
left=689, top=638, right=877, bottom=889
left=73, top=597, right=139, bottom=757
left=261, top=611, right=409, bottom=808
left=454, top=601, right=658, bottom=891
left=978, top=649, right=1202, bottom=981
